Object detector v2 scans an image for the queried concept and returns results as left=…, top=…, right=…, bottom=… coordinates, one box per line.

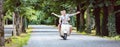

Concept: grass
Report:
left=5, top=28, right=32, bottom=47
left=73, top=29, right=96, bottom=36
left=73, top=29, right=120, bottom=40
left=104, top=35, right=120, bottom=40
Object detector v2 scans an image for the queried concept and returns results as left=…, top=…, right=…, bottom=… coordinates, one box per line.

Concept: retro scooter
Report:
left=61, top=24, right=70, bottom=40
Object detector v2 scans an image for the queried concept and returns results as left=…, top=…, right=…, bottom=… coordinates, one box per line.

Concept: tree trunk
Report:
left=5, top=19, right=8, bottom=25
left=13, top=12, right=17, bottom=36
left=80, top=9, right=85, bottom=32
left=0, top=15, right=4, bottom=47
left=55, top=18, right=59, bottom=26
left=13, top=11, right=20, bottom=36
left=22, top=16, right=26, bottom=33
left=13, top=0, right=21, bottom=36
left=18, top=16, right=22, bottom=34
left=86, top=7, right=91, bottom=33
left=93, top=7, right=101, bottom=35
left=0, top=0, right=5, bottom=46
left=76, top=4, right=80, bottom=31
left=115, top=5, right=120, bottom=34
left=93, top=0, right=101, bottom=36
left=16, top=12, right=20, bottom=36
left=115, top=11, right=120, bottom=34
left=25, top=17, right=28, bottom=29
left=101, top=4, right=109, bottom=36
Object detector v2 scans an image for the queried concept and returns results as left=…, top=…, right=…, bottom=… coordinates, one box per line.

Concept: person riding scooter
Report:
left=52, top=10, right=80, bottom=37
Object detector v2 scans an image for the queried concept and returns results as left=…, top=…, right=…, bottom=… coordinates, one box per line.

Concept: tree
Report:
left=115, top=5, right=120, bottom=34
left=4, top=0, right=21, bottom=36
left=85, top=4, right=93, bottom=33
left=74, top=0, right=87, bottom=32
left=76, top=4, right=81, bottom=31
left=101, top=0, right=109, bottom=36
left=107, top=0, right=117, bottom=36
left=93, top=0, right=101, bottom=35
left=0, top=0, right=4, bottom=47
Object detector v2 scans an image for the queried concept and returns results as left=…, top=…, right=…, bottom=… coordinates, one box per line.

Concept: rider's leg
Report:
left=70, top=27, right=72, bottom=34
left=58, top=24, right=61, bottom=35
left=68, top=25, right=72, bottom=36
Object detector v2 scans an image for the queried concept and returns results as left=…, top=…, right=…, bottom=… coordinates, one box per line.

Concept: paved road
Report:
left=23, top=25, right=120, bottom=47
left=4, top=25, right=13, bottom=38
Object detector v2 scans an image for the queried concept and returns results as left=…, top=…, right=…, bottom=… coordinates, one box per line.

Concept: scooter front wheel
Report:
left=63, top=33, right=67, bottom=40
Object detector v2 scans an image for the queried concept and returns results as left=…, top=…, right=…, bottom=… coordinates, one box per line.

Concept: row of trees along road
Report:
left=0, top=0, right=120, bottom=47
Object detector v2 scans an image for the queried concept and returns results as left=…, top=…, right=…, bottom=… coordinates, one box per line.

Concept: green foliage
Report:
left=3, top=0, right=79, bottom=25
left=4, top=10, right=13, bottom=21
left=116, top=0, right=120, bottom=6
left=70, top=16, right=76, bottom=27
left=107, top=13, right=117, bottom=36
left=36, top=11, right=46, bottom=24
left=60, top=1, right=76, bottom=12
left=44, top=17, right=55, bottom=25
left=104, top=35, right=120, bottom=40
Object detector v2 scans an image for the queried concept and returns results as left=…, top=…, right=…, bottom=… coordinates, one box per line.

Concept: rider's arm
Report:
left=68, top=11, right=80, bottom=16
left=51, top=13, right=60, bottom=17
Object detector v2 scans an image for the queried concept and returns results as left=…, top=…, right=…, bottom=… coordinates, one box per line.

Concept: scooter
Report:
left=61, top=24, right=70, bottom=40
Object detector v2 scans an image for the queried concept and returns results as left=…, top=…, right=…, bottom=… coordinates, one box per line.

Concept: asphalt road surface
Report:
left=23, top=25, right=120, bottom=47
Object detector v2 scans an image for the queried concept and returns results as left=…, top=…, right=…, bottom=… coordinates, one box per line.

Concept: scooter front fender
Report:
left=61, top=24, right=70, bottom=35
